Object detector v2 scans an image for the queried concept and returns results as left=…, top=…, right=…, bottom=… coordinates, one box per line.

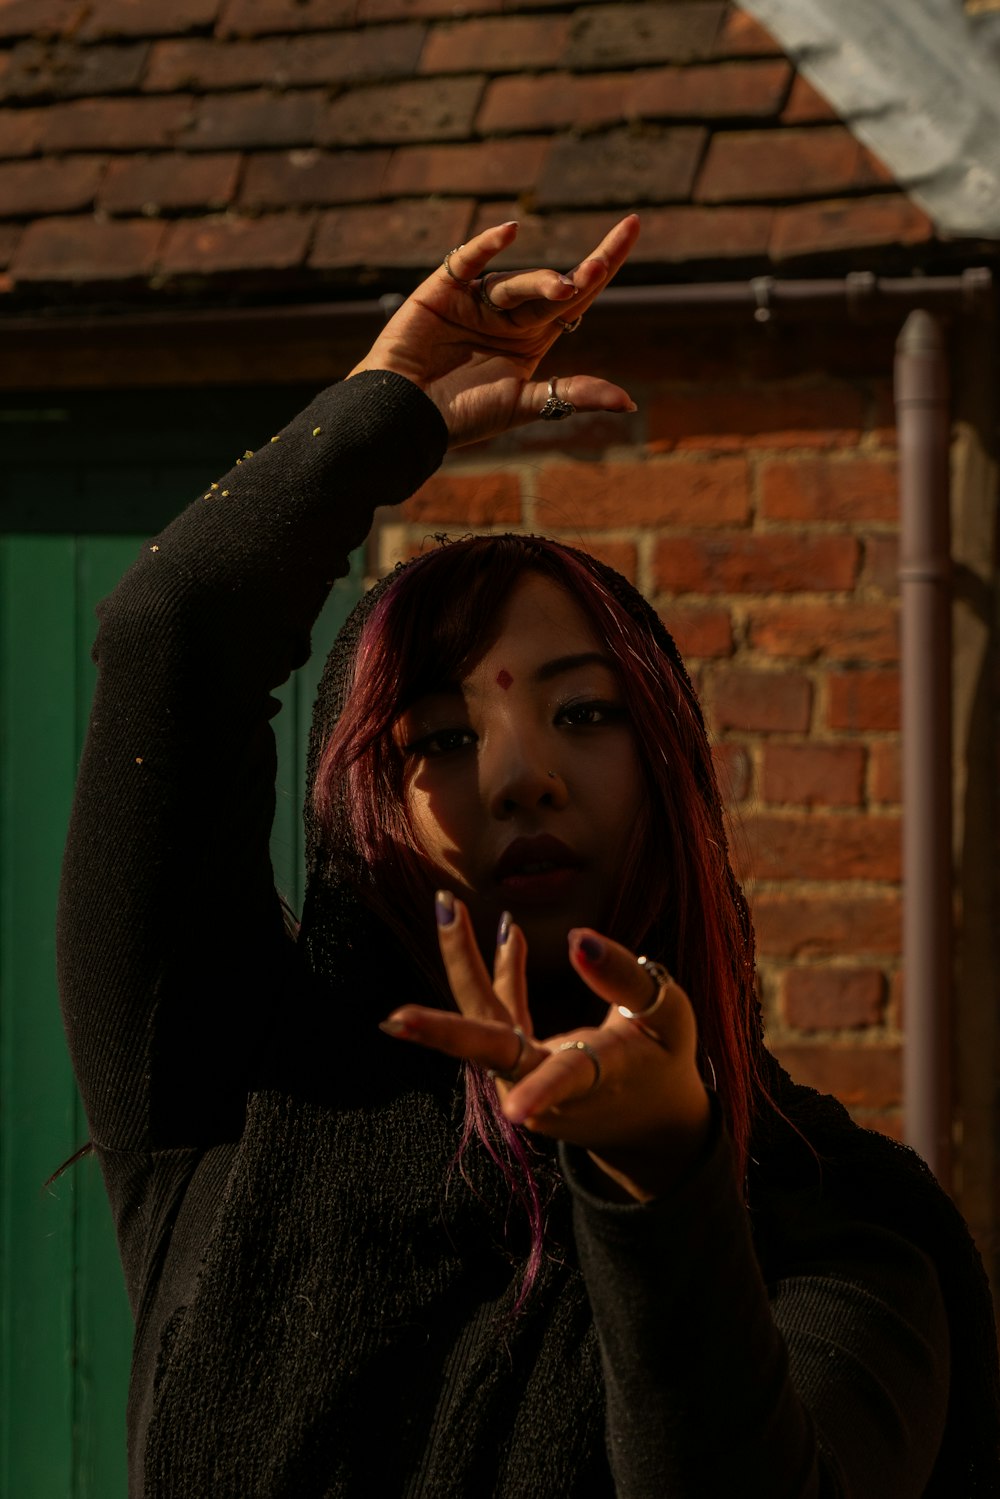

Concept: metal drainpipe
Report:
left=895, top=312, right=953, bottom=1188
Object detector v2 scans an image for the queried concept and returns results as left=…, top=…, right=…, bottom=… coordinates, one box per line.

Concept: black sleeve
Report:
left=57, top=372, right=448, bottom=1153
left=561, top=1115, right=949, bottom=1498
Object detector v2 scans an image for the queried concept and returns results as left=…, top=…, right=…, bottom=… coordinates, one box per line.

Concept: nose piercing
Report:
left=547, top=771, right=558, bottom=779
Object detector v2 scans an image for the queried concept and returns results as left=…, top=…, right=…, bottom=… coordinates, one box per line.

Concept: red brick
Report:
left=218, top=0, right=358, bottom=35
left=0, top=106, right=44, bottom=157
left=648, top=386, right=864, bottom=451
left=771, top=195, right=934, bottom=261
left=159, top=212, right=314, bottom=274
left=660, top=604, right=733, bottom=659
left=321, top=76, right=484, bottom=145
left=80, top=0, right=221, bottom=38
left=535, top=457, right=751, bottom=529
left=0, top=223, right=22, bottom=266
left=748, top=603, right=898, bottom=662
left=403, top=470, right=521, bottom=525
left=0, top=155, right=105, bottom=217
left=654, top=533, right=858, bottom=594
left=782, top=73, right=839, bottom=124
left=101, top=151, right=240, bottom=215
left=311, top=199, right=473, bottom=269
left=11, top=214, right=165, bottom=281
left=783, top=966, right=885, bottom=1030
left=712, top=741, right=751, bottom=801
left=753, top=892, right=901, bottom=957
left=633, top=203, right=774, bottom=264
left=826, top=670, right=900, bottom=731
left=146, top=28, right=424, bottom=92
left=0, top=0, right=85, bottom=38
left=760, top=457, right=898, bottom=523
left=0, top=40, right=148, bottom=102
left=761, top=744, right=865, bottom=807
left=566, top=3, right=725, bottom=69
left=561, top=536, right=637, bottom=581
left=869, top=741, right=901, bottom=804
left=537, top=126, right=706, bottom=209
left=711, top=669, right=811, bottom=733
left=715, top=8, right=783, bottom=56
left=478, top=72, right=625, bottom=134
left=736, top=811, right=900, bottom=881
left=771, top=1042, right=901, bottom=1109
left=631, top=59, right=791, bottom=119
left=183, top=89, right=324, bottom=150
left=381, top=138, right=550, bottom=197
left=697, top=127, right=887, bottom=204
left=241, top=148, right=391, bottom=209
left=39, top=96, right=194, bottom=152
left=363, top=0, right=502, bottom=14
left=863, top=535, right=899, bottom=596
left=421, top=15, right=570, bottom=72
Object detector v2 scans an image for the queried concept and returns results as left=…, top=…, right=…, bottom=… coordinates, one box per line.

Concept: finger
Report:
left=479, top=214, right=640, bottom=320
left=492, top=913, right=533, bottom=1035
left=516, top=374, right=637, bottom=425
left=440, top=220, right=520, bottom=284
left=504, top=1040, right=604, bottom=1123
left=566, top=929, right=697, bottom=1052
left=381, top=1006, right=545, bottom=1078
left=435, top=889, right=509, bottom=1023
left=480, top=267, right=579, bottom=313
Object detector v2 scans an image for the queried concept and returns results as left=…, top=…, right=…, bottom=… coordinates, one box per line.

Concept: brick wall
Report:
left=378, top=314, right=904, bottom=1135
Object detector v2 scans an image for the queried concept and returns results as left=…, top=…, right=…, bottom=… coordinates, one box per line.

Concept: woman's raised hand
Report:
left=346, top=216, right=640, bottom=448
left=380, top=894, right=712, bottom=1203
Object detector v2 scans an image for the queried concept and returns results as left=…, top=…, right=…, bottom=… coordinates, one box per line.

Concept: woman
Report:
left=58, top=216, right=998, bottom=1496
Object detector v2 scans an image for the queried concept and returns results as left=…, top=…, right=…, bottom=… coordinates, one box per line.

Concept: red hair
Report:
left=314, top=536, right=763, bottom=1234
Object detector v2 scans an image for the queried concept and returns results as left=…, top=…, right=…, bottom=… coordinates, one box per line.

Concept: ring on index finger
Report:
left=487, top=1025, right=531, bottom=1084
left=442, top=247, right=473, bottom=288
left=618, top=956, right=672, bottom=1024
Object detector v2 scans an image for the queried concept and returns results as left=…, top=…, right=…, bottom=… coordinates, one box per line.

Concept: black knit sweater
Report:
left=57, top=373, right=996, bottom=1497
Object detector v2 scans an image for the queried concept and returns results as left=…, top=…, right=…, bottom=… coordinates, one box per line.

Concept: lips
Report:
left=494, top=835, right=582, bottom=887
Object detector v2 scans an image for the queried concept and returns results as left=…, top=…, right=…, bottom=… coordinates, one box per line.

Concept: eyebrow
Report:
left=534, top=651, right=615, bottom=683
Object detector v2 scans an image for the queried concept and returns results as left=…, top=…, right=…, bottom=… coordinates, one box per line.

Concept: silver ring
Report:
left=442, top=247, right=472, bottom=287
left=539, top=376, right=576, bottom=422
left=479, top=272, right=508, bottom=315
left=618, top=957, right=671, bottom=1021
left=557, top=1039, right=601, bottom=1095
left=487, top=1025, right=530, bottom=1084
left=556, top=315, right=582, bottom=332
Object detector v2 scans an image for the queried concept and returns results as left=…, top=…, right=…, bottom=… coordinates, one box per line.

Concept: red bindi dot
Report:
left=496, top=669, right=513, bottom=690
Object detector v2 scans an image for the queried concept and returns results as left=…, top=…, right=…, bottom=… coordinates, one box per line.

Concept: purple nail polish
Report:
left=435, top=889, right=456, bottom=927
left=577, top=933, right=605, bottom=963
left=497, top=911, right=512, bottom=946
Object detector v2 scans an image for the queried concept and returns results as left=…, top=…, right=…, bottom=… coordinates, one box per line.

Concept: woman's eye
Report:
left=556, top=700, right=625, bottom=728
left=405, top=728, right=476, bottom=758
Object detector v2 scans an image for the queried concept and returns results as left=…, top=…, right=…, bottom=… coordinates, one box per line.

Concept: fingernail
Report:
left=497, top=910, right=512, bottom=946
left=570, top=930, right=605, bottom=963
left=625, top=401, right=638, bottom=413
left=379, top=1017, right=412, bottom=1038
left=435, top=889, right=456, bottom=927
left=558, top=274, right=577, bottom=287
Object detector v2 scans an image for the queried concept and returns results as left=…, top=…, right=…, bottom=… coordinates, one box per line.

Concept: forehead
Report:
left=473, top=573, right=603, bottom=668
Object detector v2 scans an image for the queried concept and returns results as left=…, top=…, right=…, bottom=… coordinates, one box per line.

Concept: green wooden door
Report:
left=0, top=390, right=361, bottom=1498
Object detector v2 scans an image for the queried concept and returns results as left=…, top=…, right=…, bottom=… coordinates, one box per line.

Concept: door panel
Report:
left=0, top=391, right=362, bottom=1497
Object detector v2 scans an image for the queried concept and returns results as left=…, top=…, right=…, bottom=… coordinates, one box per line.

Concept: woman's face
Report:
left=397, top=573, right=645, bottom=977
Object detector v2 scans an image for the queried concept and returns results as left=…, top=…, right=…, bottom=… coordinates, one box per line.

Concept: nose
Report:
left=484, top=728, right=570, bottom=818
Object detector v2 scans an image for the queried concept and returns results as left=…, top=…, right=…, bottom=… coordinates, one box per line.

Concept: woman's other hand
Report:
left=381, top=894, right=712, bottom=1203
left=346, top=216, right=640, bottom=448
